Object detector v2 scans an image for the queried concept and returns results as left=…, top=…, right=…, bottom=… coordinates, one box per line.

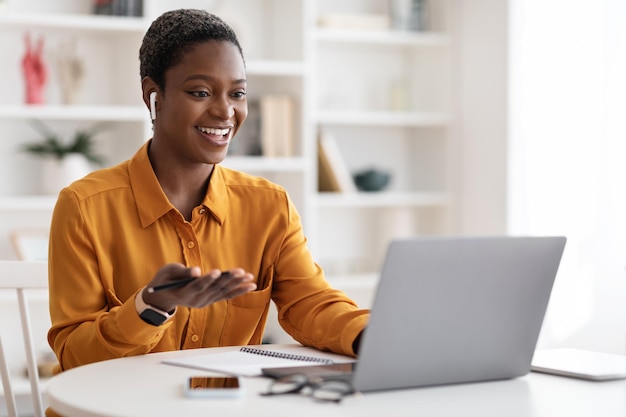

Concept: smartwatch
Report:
left=135, top=289, right=175, bottom=326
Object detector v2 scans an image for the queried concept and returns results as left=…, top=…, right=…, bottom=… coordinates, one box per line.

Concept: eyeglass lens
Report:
left=262, top=374, right=354, bottom=402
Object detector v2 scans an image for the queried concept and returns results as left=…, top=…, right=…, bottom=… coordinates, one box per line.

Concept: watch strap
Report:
left=135, top=289, right=176, bottom=326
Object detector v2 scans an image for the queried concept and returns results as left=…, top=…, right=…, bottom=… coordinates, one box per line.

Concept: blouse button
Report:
left=191, top=334, right=200, bottom=343
left=187, top=241, right=195, bottom=249
left=198, top=208, right=206, bottom=215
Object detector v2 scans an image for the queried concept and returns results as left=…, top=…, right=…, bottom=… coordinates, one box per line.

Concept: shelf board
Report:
left=327, top=273, right=379, bottom=291
left=316, top=110, right=450, bottom=127
left=315, top=28, right=449, bottom=46
left=246, top=60, right=305, bottom=77
left=315, top=191, right=449, bottom=208
left=0, top=12, right=147, bottom=33
left=221, top=156, right=307, bottom=173
left=0, top=195, right=57, bottom=210
left=0, top=105, right=148, bottom=122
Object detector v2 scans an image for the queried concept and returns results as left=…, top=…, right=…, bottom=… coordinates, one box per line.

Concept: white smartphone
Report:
left=183, top=376, right=243, bottom=398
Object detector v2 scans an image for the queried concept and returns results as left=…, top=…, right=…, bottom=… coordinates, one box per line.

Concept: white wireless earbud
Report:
left=149, top=92, right=157, bottom=121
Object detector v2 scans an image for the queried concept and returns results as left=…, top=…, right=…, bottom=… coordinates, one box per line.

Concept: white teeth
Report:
left=198, top=126, right=229, bottom=136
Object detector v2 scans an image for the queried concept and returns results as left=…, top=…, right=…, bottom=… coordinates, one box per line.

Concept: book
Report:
left=260, top=94, right=295, bottom=157
left=93, top=0, right=142, bottom=17
left=317, top=131, right=357, bottom=192
left=162, top=345, right=356, bottom=377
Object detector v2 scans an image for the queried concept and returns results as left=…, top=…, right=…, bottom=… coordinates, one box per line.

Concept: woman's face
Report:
left=153, top=40, right=247, bottom=165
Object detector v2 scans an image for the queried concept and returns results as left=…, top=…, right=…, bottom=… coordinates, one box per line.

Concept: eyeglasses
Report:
left=260, top=373, right=355, bottom=403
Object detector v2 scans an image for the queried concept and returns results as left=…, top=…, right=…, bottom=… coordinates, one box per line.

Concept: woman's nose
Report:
left=209, top=95, right=234, bottom=120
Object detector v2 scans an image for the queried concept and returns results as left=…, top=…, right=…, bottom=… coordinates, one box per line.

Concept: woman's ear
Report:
left=141, top=77, right=159, bottom=120
left=149, top=92, right=157, bottom=120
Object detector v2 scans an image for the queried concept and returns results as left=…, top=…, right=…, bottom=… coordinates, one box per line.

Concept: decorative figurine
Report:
left=56, top=39, right=85, bottom=105
left=22, top=32, right=48, bottom=105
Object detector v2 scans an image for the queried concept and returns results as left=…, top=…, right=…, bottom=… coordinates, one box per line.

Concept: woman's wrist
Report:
left=135, top=288, right=176, bottom=326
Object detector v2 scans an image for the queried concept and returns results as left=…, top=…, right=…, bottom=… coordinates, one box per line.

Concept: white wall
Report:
left=450, top=0, right=509, bottom=234
left=509, top=0, right=626, bottom=355
left=449, top=0, right=625, bottom=355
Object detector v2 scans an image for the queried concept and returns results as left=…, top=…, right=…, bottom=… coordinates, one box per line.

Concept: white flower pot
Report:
left=41, top=154, right=92, bottom=195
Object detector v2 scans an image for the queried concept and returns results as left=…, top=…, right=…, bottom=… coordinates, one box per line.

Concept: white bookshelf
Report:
left=0, top=0, right=512, bottom=301
left=0, top=0, right=512, bottom=407
left=308, top=0, right=454, bottom=278
left=0, top=0, right=458, bottom=283
left=0, top=0, right=311, bottom=224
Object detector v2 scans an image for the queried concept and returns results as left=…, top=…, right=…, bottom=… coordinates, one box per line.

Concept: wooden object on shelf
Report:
left=317, top=131, right=357, bottom=193
left=260, top=94, right=295, bottom=157
left=56, top=38, right=85, bottom=105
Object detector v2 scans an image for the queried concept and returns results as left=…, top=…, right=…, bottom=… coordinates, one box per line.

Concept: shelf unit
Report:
left=0, top=0, right=458, bottom=288
left=0, top=0, right=312, bottom=254
left=0, top=0, right=312, bottom=406
left=0, top=0, right=513, bottom=409
left=307, top=0, right=453, bottom=278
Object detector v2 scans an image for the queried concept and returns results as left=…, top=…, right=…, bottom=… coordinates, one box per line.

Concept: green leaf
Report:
left=21, top=120, right=107, bottom=165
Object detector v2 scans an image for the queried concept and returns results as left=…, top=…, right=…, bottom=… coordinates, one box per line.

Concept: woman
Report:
left=47, top=9, right=368, bottom=378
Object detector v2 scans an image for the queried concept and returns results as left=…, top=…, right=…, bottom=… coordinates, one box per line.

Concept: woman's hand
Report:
left=141, top=263, right=256, bottom=312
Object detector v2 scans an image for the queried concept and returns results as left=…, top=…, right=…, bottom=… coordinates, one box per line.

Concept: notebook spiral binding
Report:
left=239, top=346, right=334, bottom=364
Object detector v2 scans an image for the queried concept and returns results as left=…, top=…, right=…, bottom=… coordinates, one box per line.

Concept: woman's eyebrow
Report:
left=183, top=74, right=247, bottom=85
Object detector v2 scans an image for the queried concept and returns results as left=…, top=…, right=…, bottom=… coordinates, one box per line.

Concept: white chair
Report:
left=0, top=261, right=49, bottom=417
left=0, top=333, right=18, bottom=417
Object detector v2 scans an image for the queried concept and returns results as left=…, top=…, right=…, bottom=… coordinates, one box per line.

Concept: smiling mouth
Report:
left=196, top=126, right=230, bottom=137
left=195, top=126, right=232, bottom=147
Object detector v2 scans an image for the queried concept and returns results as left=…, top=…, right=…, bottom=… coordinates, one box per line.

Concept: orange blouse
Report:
left=48, top=142, right=369, bottom=372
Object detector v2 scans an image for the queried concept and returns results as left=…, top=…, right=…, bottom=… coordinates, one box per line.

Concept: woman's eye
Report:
left=232, top=91, right=246, bottom=99
left=190, top=91, right=210, bottom=98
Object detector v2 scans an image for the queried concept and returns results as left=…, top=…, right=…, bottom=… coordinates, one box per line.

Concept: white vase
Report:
left=41, top=154, right=92, bottom=195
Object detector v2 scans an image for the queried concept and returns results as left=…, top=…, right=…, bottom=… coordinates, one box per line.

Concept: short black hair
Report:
left=139, top=9, right=244, bottom=89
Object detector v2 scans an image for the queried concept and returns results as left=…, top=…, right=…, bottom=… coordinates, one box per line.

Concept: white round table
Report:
left=46, top=345, right=626, bottom=417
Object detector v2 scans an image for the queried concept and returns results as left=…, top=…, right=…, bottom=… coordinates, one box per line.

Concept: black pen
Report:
left=146, top=277, right=196, bottom=293
left=146, top=272, right=231, bottom=293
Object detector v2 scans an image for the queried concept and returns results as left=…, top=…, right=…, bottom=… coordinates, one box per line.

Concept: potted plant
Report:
left=22, top=119, right=106, bottom=194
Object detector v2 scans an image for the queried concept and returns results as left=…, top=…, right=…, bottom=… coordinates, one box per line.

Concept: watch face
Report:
left=140, top=309, right=167, bottom=326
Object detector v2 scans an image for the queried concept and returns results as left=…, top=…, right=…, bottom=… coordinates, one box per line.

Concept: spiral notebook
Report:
left=162, top=345, right=356, bottom=377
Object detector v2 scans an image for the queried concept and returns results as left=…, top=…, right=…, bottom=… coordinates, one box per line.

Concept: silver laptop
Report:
left=264, top=236, right=566, bottom=392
